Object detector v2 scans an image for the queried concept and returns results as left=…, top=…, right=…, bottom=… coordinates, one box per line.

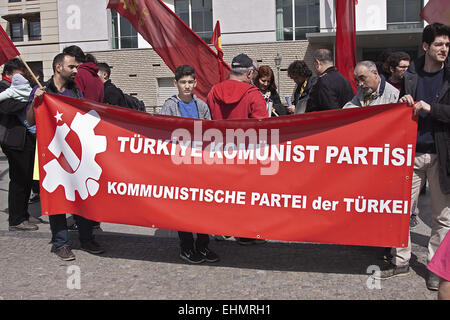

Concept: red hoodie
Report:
left=74, top=62, right=104, bottom=103
left=207, top=80, right=268, bottom=120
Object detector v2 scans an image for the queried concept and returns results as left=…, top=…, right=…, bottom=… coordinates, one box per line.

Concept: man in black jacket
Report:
left=27, top=53, right=105, bottom=261
left=0, top=58, right=38, bottom=232
left=305, top=49, right=354, bottom=113
left=97, top=62, right=128, bottom=108
left=377, top=23, right=450, bottom=292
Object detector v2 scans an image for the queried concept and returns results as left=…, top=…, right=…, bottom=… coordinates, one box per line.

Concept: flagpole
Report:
left=18, top=55, right=43, bottom=89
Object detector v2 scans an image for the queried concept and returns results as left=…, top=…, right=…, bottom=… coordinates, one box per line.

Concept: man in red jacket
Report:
left=63, top=46, right=104, bottom=103
left=207, top=53, right=268, bottom=119
left=208, top=53, right=268, bottom=246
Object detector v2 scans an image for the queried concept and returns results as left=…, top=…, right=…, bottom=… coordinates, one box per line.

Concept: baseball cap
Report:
left=231, top=53, right=256, bottom=69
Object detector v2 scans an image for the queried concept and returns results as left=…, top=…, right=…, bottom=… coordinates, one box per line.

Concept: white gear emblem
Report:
left=42, top=110, right=107, bottom=201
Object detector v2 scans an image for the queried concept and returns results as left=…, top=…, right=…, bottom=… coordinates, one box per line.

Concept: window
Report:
left=8, top=0, right=21, bottom=3
left=175, top=0, right=213, bottom=44
left=27, top=14, right=41, bottom=41
left=10, top=20, right=23, bottom=42
left=276, top=0, right=320, bottom=41
left=387, top=0, right=423, bottom=30
left=111, top=11, right=138, bottom=49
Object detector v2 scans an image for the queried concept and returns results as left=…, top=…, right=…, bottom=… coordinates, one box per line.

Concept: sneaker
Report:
left=237, top=237, right=267, bottom=245
left=28, top=216, right=44, bottom=224
left=180, top=249, right=205, bottom=264
left=9, top=220, right=38, bottom=231
left=410, top=214, right=419, bottom=229
left=28, top=193, right=40, bottom=204
left=197, top=247, right=220, bottom=263
left=52, top=246, right=76, bottom=261
left=68, top=223, right=78, bottom=231
left=80, top=240, right=105, bottom=254
left=374, top=262, right=410, bottom=280
left=426, top=271, right=440, bottom=291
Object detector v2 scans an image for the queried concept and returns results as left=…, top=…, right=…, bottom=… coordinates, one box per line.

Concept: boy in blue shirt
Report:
left=160, top=65, right=219, bottom=264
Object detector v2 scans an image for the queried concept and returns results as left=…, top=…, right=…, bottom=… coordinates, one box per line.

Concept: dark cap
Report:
left=231, top=53, right=255, bottom=69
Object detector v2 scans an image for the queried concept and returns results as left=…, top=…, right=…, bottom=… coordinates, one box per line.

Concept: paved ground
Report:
left=0, top=154, right=438, bottom=300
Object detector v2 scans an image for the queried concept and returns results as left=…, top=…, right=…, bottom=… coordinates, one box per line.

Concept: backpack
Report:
left=124, top=94, right=145, bottom=112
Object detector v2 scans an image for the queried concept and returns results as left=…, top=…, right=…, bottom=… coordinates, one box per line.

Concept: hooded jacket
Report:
left=207, top=80, right=268, bottom=120
left=160, top=94, right=211, bottom=120
left=0, top=74, right=32, bottom=103
left=404, top=55, right=450, bottom=194
left=74, top=62, right=104, bottom=103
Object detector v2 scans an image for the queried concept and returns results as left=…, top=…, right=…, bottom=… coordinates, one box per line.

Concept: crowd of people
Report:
left=0, top=22, right=448, bottom=299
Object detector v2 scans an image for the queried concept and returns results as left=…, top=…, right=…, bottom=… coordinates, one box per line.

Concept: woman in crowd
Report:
left=253, top=65, right=286, bottom=117
left=287, top=60, right=316, bottom=114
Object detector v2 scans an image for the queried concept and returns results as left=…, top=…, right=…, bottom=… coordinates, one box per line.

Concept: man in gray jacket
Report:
left=159, top=65, right=218, bottom=265
left=344, top=60, right=399, bottom=108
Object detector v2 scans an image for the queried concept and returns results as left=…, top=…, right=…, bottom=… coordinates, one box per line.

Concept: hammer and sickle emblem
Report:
left=48, top=123, right=80, bottom=171
left=120, top=0, right=138, bottom=15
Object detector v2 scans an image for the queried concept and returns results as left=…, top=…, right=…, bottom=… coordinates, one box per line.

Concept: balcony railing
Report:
left=387, top=21, right=423, bottom=30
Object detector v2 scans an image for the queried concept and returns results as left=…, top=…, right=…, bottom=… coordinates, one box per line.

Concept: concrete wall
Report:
left=57, top=0, right=110, bottom=52
left=356, top=0, right=386, bottom=31
left=214, top=0, right=276, bottom=44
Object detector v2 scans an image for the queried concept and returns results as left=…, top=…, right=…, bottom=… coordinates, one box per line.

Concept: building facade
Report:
left=0, top=0, right=429, bottom=110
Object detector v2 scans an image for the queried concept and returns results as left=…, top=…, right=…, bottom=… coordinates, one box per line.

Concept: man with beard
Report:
left=344, top=60, right=399, bottom=108
left=27, top=52, right=105, bottom=261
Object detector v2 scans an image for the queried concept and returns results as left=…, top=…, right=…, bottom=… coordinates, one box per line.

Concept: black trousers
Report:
left=178, top=231, right=209, bottom=251
left=2, top=132, right=35, bottom=226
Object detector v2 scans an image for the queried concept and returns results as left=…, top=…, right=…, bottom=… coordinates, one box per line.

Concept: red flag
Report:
left=107, top=0, right=230, bottom=101
left=420, top=0, right=450, bottom=25
left=211, top=21, right=225, bottom=82
left=211, top=21, right=223, bottom=58
left=335, top=0, right=357, bottom=93
left=0, top=24, right=20, bottom=66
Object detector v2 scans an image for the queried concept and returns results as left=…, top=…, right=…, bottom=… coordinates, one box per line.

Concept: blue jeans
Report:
left=49, top=214, right=94, bottom=250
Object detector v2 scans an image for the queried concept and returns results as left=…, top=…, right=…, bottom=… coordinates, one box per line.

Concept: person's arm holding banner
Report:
left=399, top=94, right=415, bottom=106
left=400, top=94, right=433, bottom=116
left=26, top=86, right=46, bottom=126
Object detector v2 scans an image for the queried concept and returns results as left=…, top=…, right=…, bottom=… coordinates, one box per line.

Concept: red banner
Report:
left=36, top=94, right=417, bottom=248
